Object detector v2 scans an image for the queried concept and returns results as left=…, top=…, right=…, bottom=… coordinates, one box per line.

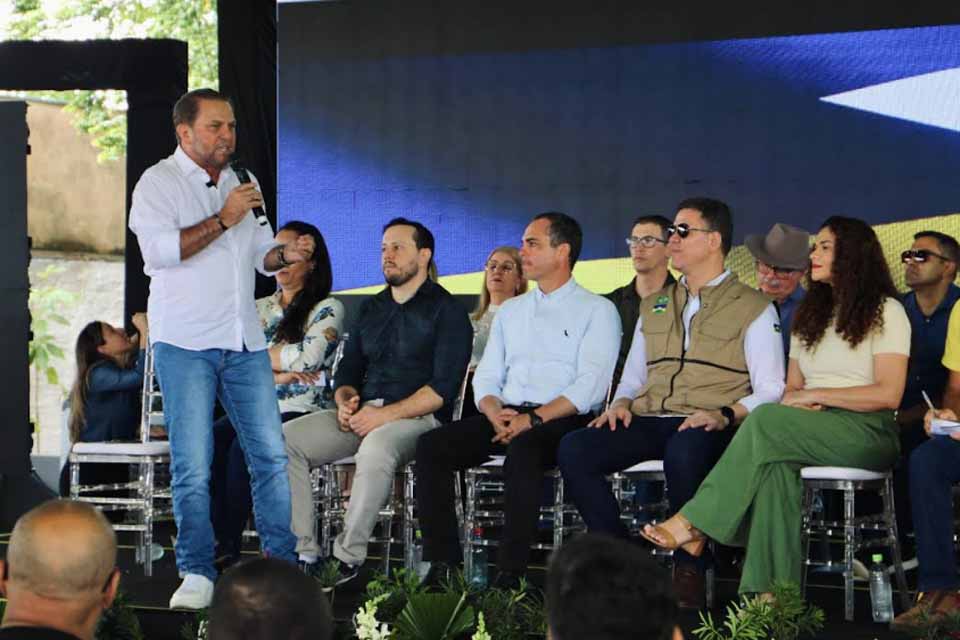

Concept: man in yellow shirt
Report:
left=892, top=303, right=960, bottom=629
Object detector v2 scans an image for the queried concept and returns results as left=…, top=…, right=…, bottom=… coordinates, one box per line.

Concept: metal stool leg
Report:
left=142, top=461, right=155, bottom=577
left=454, top=471, right=465, bottom=546
left=800, top=484, right=813, bottom=598
left=69, top=461, right=80, bottom=500
left=842, top=487, right=856, bottom=622
left=463, top=469, right=477, bottom=578
left=403, top=465, right=416, bottom=571
left=552, top=475, right=564, bottom=551
left=881, top=476, right=912, bottom=612
left=320, top=465, right=336, bottom=557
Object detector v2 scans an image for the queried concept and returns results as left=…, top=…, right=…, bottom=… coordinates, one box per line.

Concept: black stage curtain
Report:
left=0, top=39, right=187, bottom=324
left=0, top=40, right=186, bottom=490
left=219, top=0, right=279, bottom=296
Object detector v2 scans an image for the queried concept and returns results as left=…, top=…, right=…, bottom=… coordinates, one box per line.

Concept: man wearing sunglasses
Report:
left=0, top=500, right=119, bottom=640
left=893, top=231, right=960, bottom=541
left=898, top=231, right=960, bottom=429
left=559, top=197, right=784, bottom=610
left=744, top=223, right=809, bottom=359
left=604, top=215, right=674, bottom=391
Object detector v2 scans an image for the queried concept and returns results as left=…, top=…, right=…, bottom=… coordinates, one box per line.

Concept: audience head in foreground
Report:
left=546, top=533, right=683, bottom=640
left=208, top=558, right=333, bottom=640
left=0, top=500, right=119, bottom=640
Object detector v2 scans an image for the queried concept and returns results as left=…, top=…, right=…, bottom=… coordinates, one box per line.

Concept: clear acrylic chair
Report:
left=800, top=466, right=911, bottom=621
left=68, top=344, right=171, bottom=576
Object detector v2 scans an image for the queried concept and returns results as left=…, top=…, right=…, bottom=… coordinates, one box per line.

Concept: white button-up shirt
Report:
left=473, top=277, right=622, bottom=414
left=614, top=270, right=785, bottom=413
left=129, top=146, right=277, bottom=352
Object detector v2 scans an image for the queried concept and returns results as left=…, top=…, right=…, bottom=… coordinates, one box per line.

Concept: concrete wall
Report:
left=30, top=254, right=124, bottom=457
left=26, top=100, right=126, bottom=254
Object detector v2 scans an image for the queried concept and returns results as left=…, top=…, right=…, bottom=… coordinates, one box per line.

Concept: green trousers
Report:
left=680, top=403, right=899, bottom=594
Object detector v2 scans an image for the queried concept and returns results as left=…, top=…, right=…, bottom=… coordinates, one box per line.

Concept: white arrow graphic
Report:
left=820, top=67, right=960, bottom=133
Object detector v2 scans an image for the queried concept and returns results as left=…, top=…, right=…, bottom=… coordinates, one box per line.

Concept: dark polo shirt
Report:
left=900, top=283, right=960, bottom=409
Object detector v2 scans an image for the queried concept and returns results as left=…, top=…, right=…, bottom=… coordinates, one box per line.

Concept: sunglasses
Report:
left=901, top=249, right=953, bottom=264
left=624, top=235, right=667, bottom=249
left=666, top=223, right=714, bottom=239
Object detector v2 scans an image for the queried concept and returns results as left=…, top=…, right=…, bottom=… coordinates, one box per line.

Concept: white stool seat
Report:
left=481, top=455, right=506, bottom=467
left=623, top=460, right=664, bottom=473
left=331, top=456, right=356, bottom=465
left=800, top=466, right=888, bottom=481
left=71, top=441, right=170, bottom=456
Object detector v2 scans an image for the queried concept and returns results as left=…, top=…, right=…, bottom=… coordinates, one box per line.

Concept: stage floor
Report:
left=30, top=527, right=915, bottom=640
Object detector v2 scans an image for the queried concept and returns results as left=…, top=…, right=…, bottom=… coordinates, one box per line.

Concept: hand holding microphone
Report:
left=226, top=160, right=269, bottom=227
left=219, top=183, right=263, bottom=228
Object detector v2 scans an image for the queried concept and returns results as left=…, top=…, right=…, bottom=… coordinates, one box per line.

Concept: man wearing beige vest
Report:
left=558, top=197, right=785, bottom=610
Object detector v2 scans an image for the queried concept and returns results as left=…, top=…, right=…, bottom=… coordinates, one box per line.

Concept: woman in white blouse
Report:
left=458, top=246, right=527, bottom=419
left=471, top=246, right=527, bottom=366
left=212, top=220, right=344, bottom=565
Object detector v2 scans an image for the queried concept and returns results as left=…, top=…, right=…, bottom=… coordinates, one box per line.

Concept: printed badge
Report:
left=653, top=295, right=669, bottom=314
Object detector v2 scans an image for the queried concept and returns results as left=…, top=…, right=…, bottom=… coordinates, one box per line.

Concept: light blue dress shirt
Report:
left=472, top=277, right=622, bottom=414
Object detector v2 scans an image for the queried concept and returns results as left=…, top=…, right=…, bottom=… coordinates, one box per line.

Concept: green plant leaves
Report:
left=692, top=581, right=824, bottom=640
left=392, top=592, right=475, bottom=640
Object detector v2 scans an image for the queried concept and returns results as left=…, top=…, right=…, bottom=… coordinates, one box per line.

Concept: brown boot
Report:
left=891, top=590, right=960, bottom=631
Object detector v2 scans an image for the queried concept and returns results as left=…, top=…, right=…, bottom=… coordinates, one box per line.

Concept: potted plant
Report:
left=692, top=581, right=824, bottom=640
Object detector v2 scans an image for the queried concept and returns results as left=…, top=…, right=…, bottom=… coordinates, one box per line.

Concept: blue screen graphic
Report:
left=279, top=24, right=960, bottom=290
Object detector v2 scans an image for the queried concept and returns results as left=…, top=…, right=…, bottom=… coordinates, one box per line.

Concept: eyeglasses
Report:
left=756, top=261, right=800, bottom=277
left=901, top=249, right=953, bottom=264
left=666, top=223, right=714, bottom=239
left=485, top=261, right=517, bottom=274
left=625, top=235, right=667, bottom=249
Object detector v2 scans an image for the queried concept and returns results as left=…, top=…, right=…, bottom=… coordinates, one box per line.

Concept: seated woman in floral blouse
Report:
left=211, top=220, right=344, bottom=565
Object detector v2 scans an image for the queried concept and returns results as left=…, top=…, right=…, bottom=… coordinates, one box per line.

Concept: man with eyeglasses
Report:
left=559, top=197, right=784, bottom=610
left=415, top=212, right=620, bottom=590
left=0, top=500, right=119, bottom=640
left=744, top=223, right=809, bottom=359
left=282, top=217, right=473, bottom=588
left=605, top=215, right=674, bottom=390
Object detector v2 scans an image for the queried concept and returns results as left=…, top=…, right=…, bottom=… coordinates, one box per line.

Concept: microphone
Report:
left=230, top=160, right=269, bottom=226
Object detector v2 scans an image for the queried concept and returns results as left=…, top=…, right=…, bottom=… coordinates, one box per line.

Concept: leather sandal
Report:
left=640, top=514, right=706, bottom=557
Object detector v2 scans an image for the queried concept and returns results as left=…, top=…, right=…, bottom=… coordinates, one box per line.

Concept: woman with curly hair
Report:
left=641, top=216, right=910, bottom=598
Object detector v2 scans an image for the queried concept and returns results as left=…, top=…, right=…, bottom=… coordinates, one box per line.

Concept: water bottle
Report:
left=469, top=527, right=488, bottom=589
left=411, top=529, right=430, bottom=580
left=869, top=553, right=894, bottom=623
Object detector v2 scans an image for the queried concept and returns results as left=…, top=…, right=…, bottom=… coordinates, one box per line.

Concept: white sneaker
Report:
left=169, top=573, right=214, bottom=610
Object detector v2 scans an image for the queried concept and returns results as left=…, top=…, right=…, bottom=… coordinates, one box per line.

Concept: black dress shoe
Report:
left=420, top=561, right=454, bottom=591
left=673, top=564, right=706, bottom=610
left=491, top=569, right=524, bottom=592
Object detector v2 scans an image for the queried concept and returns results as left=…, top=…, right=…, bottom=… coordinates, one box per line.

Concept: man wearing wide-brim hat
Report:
left=744, top=223, right=810, bottom=359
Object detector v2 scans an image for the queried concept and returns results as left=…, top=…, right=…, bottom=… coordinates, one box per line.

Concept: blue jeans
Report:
left=153, top=343, right=296, bottom=580
left=909, top=436, right=960, bottom=591
left=557, top=417, right=732, bottom=570
left=211, top=411, right=305, bottom=557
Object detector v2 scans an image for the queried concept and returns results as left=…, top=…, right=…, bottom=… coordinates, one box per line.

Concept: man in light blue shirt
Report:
left=414, top=212, right=621, bottom=589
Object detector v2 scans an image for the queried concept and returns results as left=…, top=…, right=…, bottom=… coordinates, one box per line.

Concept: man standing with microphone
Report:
left=130, top=88, right=309, bottom=609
